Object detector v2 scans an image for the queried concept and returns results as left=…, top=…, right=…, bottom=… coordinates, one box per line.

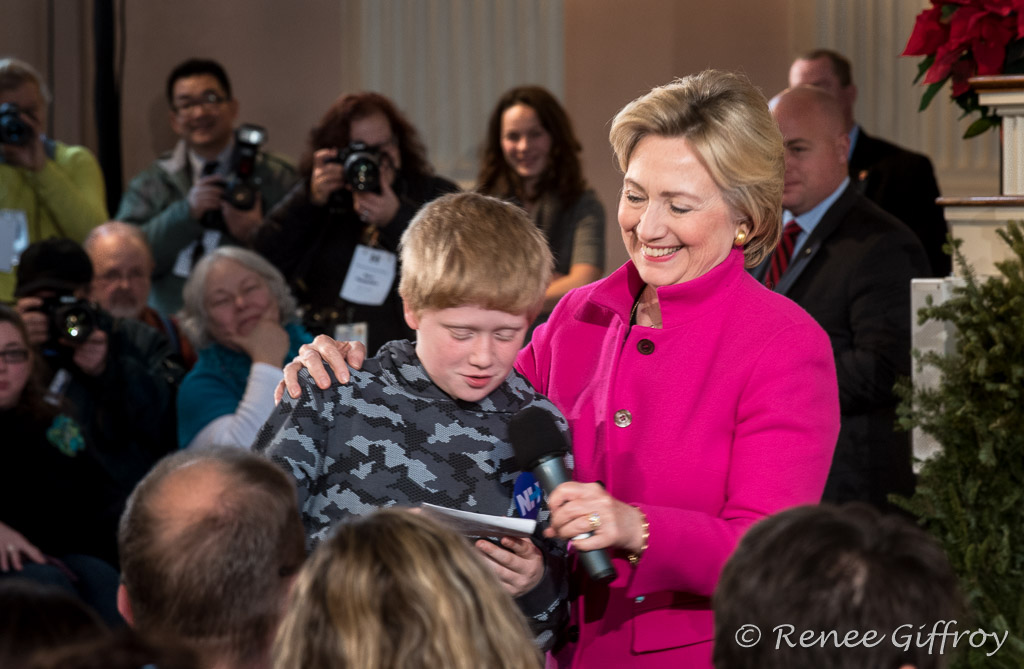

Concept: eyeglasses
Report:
left=172, top=91, right=227, bottom=114
left=94, top=268, right=148, bottom=284
left=0, top=348, right=30, bottom=364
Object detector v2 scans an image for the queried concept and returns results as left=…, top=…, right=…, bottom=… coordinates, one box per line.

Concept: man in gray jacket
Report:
left=116, top=58, right=296, bottom=315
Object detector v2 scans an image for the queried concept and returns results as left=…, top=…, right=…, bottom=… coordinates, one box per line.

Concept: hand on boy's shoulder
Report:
left=276, top=336, right=367, bottom=404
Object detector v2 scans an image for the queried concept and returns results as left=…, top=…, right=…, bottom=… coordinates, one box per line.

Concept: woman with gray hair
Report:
left=177, top=246, right=310, bottom=449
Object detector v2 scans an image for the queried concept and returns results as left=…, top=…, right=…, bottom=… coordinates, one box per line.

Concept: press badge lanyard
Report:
left=338, top=225, right=396, bottom=307
left=335, top=225, right=396, bottom=348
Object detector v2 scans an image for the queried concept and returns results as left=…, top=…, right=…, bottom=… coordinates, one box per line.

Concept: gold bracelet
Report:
left=627, top=507, right=649, bottom=566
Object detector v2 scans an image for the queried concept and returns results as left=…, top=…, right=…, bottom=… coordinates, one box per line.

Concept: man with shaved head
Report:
left=117, top=447, right=305, bottom=669
left=789, top=49, right=948, bottom=276
left=753, top=85, right=930, bottom=512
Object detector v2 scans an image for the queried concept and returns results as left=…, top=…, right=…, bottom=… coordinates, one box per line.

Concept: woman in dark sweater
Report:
left=0, top=305, right=121, bottom=625
left=252, top=92, right=458, bottom=355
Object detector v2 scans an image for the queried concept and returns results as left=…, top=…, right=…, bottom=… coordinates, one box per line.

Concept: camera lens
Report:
left=60, top=308, right=95, bottom=342
left=345, top=156, right=380, bottom=193
left=0, top=103, right=32, bottom=146
left=51, top=301, right=97, bottom=343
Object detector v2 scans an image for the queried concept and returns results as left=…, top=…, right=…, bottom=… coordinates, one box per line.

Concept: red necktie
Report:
left=764, top=221, right=801, bottom=289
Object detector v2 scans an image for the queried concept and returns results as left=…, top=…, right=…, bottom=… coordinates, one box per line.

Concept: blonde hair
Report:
left=273, top=509, right=542, bottom=669
left=609, top=70, right=784, bottom=267
left=399, top=192, right=552, bottom=318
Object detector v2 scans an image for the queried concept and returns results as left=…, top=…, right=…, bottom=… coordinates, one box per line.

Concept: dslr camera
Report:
left=201, top=123, right=268, bottom=231
left=33, top=295, right=112, bottom=348
left=327, top=141, right=383, bottom=195
left=0, top=102, right=33, bottom=146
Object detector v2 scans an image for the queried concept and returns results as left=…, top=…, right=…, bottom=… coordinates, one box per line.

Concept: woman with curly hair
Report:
left=252, top=92, right=458, bottom=354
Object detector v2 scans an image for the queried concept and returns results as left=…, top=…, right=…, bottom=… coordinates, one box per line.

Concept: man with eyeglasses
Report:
left=116, top=58, right=297, bottom=316
left=0, top=57, right=108, bottom=304
left=84, top=221, right=196, bottom=369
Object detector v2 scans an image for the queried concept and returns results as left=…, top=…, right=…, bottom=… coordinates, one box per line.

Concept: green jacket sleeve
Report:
left=25, top=143, right=109, bottom=240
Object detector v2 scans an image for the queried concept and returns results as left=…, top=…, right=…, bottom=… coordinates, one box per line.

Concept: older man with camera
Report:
left=251, top=92, right=458, bottom=354
left=115, top=58, right=296, bottom=316
left=14, top=238, right=184, bottom=501
left=0, top=58, right=108, bottom=304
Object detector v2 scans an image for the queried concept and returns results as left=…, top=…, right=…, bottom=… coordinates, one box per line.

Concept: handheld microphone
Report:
left=509, top=407, right=616, bottom=584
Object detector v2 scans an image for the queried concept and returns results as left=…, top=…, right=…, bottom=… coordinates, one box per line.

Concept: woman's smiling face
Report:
left=203, top=259, right=277, bottom=347
left=618, top=135, right=745, bottom=287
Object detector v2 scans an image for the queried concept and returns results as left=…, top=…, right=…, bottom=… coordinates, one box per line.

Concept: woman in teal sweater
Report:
left=177, top=247, right=309, bottom=449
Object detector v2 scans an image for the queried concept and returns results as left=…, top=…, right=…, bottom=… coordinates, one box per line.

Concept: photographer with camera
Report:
left=115, top=58, right=296, bottom=316
left=251, top=92, right=458, bottom=354
left=0, top=58, right=108, bottom=304
left=14, top=238, right=184, bottom=505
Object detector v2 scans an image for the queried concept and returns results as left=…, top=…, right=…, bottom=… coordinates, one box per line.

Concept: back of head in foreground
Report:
left=118, top=446, right=305, bottom=668
left=0, top=579, right=107, bottom=669
left=398, top=191, right=552, bottom=319
left=273, top=508, right=542, bottom=669
left=713, top=503, right=963, bottom=669
left=29, top=627, right=199, bottom=669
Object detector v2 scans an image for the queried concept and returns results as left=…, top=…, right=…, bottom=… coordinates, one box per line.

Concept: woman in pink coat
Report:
left=519, top=70, right=839, bottom=666
left=279, top=70, right=839, bottom=667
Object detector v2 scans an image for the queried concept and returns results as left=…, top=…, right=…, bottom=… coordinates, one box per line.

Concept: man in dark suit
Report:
left=753, top=86, right=931, bottom=511
left=789, top=49, right=949, bottom=276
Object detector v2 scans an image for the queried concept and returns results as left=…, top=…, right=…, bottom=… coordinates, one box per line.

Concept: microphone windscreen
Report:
left=509, top=406, right=569, bottom=472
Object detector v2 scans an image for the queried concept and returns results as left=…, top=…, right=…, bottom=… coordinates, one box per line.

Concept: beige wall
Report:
left=565, top=0, right=793, bottom=270
left=6, top=1, right=811, bottom=273
left=2, top=1, right=95, bottom=148
left=118, top=1, right=346, bottom=178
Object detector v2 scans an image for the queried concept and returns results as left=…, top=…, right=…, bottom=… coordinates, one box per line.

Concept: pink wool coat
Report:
left=516, top=249, right=840, bottom=667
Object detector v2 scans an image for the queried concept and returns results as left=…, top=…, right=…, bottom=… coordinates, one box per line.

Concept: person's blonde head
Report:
left=273, top=509, right=542, bottom=669
left=609, top=70, right=784, bottom=267
left=399, top=192, right=552, bottom=319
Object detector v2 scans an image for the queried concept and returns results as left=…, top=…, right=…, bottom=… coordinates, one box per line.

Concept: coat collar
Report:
left=771, top=182, right=859, bottom=294
left=156, top=140, right=193, bottom=196
left=581, top=248, right=747, bottom=329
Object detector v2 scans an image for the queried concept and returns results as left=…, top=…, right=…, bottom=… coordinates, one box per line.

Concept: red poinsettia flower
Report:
left=977, top=0, right=1013, bottom=16
left=904, top=6, right=950, bottom=56
left=950, top=59, right=976, bottom=95
left=1014, top=0, right=1024, bottom=36
left=952, top=5, right=1015, bottom=73
left=974, top=16, right=1015, bottom=72
left=903, top=0, right=1022, bottom=137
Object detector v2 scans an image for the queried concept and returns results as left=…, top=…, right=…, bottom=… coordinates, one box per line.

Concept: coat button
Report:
left=567, top=625, right=580, bottom=642
left=637, top=338, right=654, bottom=355
left=614, top=409, right=632, bottom=428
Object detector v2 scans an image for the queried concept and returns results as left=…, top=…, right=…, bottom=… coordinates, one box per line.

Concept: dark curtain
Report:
left=93, top=0, right=123, bottom=215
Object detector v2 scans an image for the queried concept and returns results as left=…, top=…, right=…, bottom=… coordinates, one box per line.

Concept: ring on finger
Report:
left=588, top=512, right=601, bottom=531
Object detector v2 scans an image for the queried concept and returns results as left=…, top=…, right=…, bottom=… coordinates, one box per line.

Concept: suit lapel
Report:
left=773, top=184, right=858, bottom=295
left=849, top=131, right=876, bottom=195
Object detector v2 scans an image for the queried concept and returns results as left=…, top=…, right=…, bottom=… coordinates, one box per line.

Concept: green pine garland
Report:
left=895, top=221, right=1024, bottom=667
